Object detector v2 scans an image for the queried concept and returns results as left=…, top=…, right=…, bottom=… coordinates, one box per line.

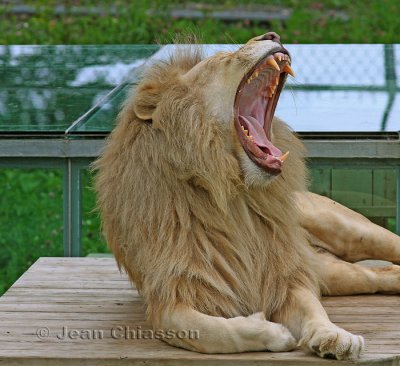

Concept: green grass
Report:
left=0, top=0, right=399, bottom=44
left=0, top=169, right=107, bottom=294
left=0, top=0, right=399, bottom=294
left=0, top=169, right=63, bottom=294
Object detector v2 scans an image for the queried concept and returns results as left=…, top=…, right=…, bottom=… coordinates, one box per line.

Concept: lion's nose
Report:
left=257, top=32, right=281, bottom=43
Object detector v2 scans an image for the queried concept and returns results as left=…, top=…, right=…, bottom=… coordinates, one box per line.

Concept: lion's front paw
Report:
left=246, top=312, right=297, bottom=352
left=265, top=322, right=297, bottom=352
left=301, top=324, right=365, bottom=360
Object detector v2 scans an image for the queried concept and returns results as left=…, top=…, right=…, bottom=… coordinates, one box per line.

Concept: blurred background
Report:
left=1, top=0, right=399, bottom=44
left=0, top=0, right=399, bottom=295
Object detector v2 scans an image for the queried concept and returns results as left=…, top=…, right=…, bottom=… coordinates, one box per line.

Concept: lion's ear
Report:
left=133, top=81, right=161, bottom=121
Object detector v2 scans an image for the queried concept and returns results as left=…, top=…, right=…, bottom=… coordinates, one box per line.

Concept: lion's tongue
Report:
left=239, top=115, right=282, bottom=157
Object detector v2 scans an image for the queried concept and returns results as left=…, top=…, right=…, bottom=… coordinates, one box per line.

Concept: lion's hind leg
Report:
left=315, top=250, right=400, bottom=295
left=152, top=305, right=297, bottom=353
left=297, top=191, right=400, bottom=264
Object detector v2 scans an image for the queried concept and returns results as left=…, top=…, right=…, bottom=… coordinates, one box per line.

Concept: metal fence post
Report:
left=63, top=158, right=83, bottom=257
left=381, top=44, right=397, bottom=130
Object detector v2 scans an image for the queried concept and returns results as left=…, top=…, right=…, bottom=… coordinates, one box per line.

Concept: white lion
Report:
left=94, top=32, right=400, bottom=360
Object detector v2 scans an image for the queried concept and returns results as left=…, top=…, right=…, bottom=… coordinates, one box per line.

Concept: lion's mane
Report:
left=94, top=47, right=318, bottom=324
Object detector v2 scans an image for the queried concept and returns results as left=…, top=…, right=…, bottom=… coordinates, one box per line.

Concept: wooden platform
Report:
left=0, top=258, right=399, bottom=365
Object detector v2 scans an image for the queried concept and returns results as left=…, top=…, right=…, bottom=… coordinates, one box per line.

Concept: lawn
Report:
left=0, top=0, right=399, bottom=294
left=1, top=0, right=399, bottom=44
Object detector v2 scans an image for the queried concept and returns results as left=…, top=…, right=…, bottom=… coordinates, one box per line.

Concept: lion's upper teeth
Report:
left=266, top=57, right=280, bottom=71
left=244, top=54, right=294, bottom=96
left=283, top=64, right=295, bottom=77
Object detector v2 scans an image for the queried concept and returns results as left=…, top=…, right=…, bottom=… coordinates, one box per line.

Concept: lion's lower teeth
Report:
left=241, top=126, right=249, bottom=135
left=268, top=87, right=275, bottom=97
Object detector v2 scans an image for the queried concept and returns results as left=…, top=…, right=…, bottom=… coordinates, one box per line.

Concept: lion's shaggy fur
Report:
left=93, top=47, right=319, bottom=324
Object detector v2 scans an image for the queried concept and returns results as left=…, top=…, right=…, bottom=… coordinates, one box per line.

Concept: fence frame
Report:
left=0, top=138, right=399, bottom=256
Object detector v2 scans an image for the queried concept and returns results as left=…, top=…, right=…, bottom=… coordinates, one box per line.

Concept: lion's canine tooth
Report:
left=266, top=57, right=280, bottom=71
left=283, top=64, right=295, bottom=77
left=247, top=78, right=251, bottom=84
left=280, top=151, right=290, bottom=162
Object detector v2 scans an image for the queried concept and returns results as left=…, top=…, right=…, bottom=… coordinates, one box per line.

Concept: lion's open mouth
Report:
left=234, top=51, right=293, bottom=175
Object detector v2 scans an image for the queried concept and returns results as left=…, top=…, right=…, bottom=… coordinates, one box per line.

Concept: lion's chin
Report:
left=239, top=151, right=278, bottom=188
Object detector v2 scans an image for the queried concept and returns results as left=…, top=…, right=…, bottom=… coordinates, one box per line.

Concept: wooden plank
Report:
left=12, top=280, right=134, bottom=289
left=1, top=313, right=395, bottom=324
left=0, top=296, right=138, bottom=304
left=24, top=267, right=123, bottom=274
left=0, top=258, right=399, bottom=366
left=6, top=288, right=135, bottom=295
left=321, top=306, right=400, bottom=315
left=35, top=257, right=117, bottom=265
left=322, top=295, right=400, bottom=306
left=15, top=273, right=128, bottom=281
left=0, top=303, right=136, bottom=313
left=328, top=315, right=400, bottom=323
